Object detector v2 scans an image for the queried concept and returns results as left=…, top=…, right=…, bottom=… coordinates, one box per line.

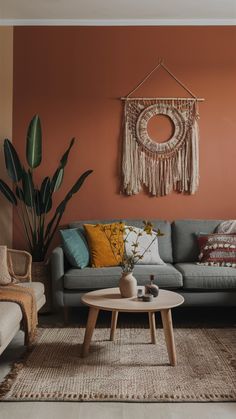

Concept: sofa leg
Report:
left=63, top=306, right=69, bottom=324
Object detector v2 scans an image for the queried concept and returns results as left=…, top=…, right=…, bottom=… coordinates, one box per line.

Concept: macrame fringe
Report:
left=122, top=100, right=200, bottom=197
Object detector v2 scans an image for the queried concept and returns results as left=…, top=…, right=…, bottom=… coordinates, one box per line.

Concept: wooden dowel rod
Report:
left=120, top=97, right=205, bottom=102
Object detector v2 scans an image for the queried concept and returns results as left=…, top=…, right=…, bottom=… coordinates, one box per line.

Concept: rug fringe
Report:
left=0, top=340, right=38, bottom=400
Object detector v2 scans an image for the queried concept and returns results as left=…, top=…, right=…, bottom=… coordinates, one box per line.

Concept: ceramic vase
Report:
left=119, top=271, right=137, bottom=298
left=145, top=274, right=159, bottom=297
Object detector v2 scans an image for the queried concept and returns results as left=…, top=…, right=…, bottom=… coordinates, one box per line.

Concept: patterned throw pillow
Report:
left=197, top=233, right=236, bottom=267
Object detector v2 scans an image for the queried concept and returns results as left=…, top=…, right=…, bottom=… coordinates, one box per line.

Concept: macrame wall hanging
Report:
left=121, top=60, right=204, bottom=197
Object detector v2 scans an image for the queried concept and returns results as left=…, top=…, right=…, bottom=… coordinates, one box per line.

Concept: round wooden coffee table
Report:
left=81, top=287, right=184, bottom=366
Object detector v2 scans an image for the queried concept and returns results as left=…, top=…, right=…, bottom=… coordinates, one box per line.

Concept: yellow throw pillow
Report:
left=84, top=223, right=124, bottom=268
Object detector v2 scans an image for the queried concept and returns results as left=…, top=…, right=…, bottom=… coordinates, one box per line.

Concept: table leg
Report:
left=148, top=312, right=157, bottom=344
left=82, top=307, right=99, bottom=357
left=110, top=310, right=119, bottom=341
left=161, top=309, right=177, bottom=366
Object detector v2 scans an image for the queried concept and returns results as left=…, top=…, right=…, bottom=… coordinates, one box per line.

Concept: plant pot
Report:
left=119, top=271, right=137, bottom=298
left=32, top=261, right=52, bottom=313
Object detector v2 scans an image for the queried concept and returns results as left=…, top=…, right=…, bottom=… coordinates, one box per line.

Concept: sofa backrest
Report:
left=172, top=219, right=223, bottom=263
left=69, top=219, right=173, bottom=263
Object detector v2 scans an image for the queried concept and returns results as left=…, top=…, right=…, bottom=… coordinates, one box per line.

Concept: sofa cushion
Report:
left=172, top=220, right=223, bottom=263
left=69, top=219, right=173, bottom=263
left=84, top=222, right=124, bottom=268
left=63, top=263, right=183, bottom=290
left=175, top=263, right=236, bottom=289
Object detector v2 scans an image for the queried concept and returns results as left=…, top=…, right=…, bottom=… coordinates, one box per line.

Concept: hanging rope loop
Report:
left=123, top=59, right=203, bottom=101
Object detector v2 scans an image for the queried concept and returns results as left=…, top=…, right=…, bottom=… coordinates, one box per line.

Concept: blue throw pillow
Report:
left=60, top=228, right=89, bottom=269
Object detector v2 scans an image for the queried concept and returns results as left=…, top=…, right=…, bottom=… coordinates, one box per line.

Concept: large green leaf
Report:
left=26, top=115, right=42, bottom=169
left=15, top=186, right=24, bottom=202
left=40, top=177, right=50, bottom=204
left=22, top=169, right=34, bottom=207
left=44, top=199, right=66, bottom=239
left=60, top=138, right=75, bottom=167
left=65, top=170, right=93, bottom=200
left=50, top=139, right=75, bottom=193
left=40, top=177, right=52, bottom=213
left=51, top=167, right=64, bottom=192
left=34, top=189, right=43, bottom=216
left=44, top=197, right=52, bottom=213
left=45, top=170, right=93, bottom=241
left=0, top=179, right=17, bottom=205
left=4, top=139, right=23, bottom=182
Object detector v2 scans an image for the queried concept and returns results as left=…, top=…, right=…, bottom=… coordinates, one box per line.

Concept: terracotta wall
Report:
left=0, top=27, right=13, bottom=247
left=13, top=26, right=236, bottom=249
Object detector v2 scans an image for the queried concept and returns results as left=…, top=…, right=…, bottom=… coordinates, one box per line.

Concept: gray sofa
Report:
left=51, top=219, right=236, bottom=314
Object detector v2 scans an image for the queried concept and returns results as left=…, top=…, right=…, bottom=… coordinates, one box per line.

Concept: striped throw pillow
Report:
left=197, top=233, right=236, bottom=267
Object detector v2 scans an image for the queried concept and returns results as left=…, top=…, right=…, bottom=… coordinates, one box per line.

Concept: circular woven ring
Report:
left=136, top=104, right=187, bottom=155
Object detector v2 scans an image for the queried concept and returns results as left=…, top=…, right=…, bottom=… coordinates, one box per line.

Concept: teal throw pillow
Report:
left=60, top=228, right=89, bottom=269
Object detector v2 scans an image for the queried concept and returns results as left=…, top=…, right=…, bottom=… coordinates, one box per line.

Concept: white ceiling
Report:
left=0, top=0, right=235, bottom=24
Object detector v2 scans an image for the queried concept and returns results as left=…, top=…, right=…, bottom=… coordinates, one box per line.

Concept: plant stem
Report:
left=15, top=206, right=33, bottom=251
left=134, top=234, right=158, bottom=264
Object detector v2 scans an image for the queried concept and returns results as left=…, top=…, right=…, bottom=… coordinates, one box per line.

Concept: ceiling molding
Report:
left=0, top=18, right=236, bottom=26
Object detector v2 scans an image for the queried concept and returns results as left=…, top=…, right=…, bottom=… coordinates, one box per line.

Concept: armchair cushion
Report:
left=0, top=302, right=22, bottom=346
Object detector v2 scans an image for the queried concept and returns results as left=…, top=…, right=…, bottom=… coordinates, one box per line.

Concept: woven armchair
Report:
left=7, top=249, right=32, bottom=282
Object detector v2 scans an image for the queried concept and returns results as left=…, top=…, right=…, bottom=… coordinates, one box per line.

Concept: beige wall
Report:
left=0, top=27, right=13, bottom=247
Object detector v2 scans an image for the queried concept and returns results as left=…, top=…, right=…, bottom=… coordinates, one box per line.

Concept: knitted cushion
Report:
left=197, top=233, right=236, bottom=267
left=0, top=246, right=12, bottom=285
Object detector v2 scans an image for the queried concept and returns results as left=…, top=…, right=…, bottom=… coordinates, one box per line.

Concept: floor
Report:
left=0, top=307, right=235, bottom=419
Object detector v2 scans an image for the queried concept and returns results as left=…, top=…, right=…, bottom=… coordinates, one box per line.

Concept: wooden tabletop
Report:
left=81, top=287, right=184, bottom=313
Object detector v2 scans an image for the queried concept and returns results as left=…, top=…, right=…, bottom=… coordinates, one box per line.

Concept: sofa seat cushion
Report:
left=0, top=302, right=22, bottom=346
left=175, top=263, right=236, bottom=289
left=63, top=263, right=183, bottom=290
left=18, top=282, right=45, bottom=302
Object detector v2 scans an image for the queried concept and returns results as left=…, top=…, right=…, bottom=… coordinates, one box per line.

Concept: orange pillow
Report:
left=83, top=223, right=124, bottom=268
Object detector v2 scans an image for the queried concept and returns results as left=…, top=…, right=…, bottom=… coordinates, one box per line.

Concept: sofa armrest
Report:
left=50, top=246, right=65, bottom=309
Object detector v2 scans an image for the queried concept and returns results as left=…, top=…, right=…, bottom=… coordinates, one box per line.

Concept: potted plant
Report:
left=0, top=115, right=93, bottom=310
left=96, top=221, right=163, bottom=297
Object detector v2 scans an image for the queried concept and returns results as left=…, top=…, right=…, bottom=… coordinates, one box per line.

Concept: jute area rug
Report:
left=1, top=327, right=235, bottom=402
